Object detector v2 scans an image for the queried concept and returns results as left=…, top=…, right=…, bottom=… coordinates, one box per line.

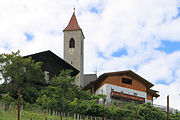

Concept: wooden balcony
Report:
left=110, top=91, right=145, bottom=104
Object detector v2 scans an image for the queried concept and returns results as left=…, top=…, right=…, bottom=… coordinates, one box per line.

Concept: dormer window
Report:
left=69, top=38, right=75, bottom=48
left=122, top=78, right=132, bottom=85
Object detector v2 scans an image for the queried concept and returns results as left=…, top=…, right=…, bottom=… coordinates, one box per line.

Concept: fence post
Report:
left=105, top=114, right=107, bottom=120
left=74, top=113, right=75, bottom=120
left=60, top=112, right=62, bottom=120
left=167, top=95, right=169, bottom=120
left=68, top=112, right=69, bottom=119
left=83, top=114, right=85, bottom=120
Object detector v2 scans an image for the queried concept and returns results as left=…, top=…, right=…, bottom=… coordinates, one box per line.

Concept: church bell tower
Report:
left=63, top=11, right=84, bottom=87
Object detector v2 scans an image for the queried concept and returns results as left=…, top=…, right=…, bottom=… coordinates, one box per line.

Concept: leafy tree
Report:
left=73, top=99, right=108, bottom=117
left=138, top=102, right=166, bottom=120
left=0, top=83, right=8, bottom=95
left=170, top=110, right=180, bottom=120
left=109, top=103, right=132, bottom=120
left=91, top=94, right=106, bottom=104
left=36, top=70, right=91, bottom=112
left=0, top=51, right=45, bottom=103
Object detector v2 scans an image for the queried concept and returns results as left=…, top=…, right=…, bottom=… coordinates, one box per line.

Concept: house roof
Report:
left=23, top=50, right=79, bottom=77
left=63, top=12, right=81, bottom=31
left=84, top=74, right=97, bottom=87
left=147, top=89, right=160, bottom=98
left=83, top=70, right=154, bottom=90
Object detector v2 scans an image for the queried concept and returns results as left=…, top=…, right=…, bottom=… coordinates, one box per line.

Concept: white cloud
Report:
left=0, top=0, right=180, bottom=110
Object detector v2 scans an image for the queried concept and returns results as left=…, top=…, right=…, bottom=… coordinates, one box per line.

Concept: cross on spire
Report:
left=73, top=4, right=75, bottom=13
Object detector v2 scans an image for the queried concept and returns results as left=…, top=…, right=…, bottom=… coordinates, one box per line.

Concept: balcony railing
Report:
left=110, top=91, right=145, bottom=104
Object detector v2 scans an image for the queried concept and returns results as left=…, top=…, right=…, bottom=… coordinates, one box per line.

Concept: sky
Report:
left=0, top=0, right=180, bottom=110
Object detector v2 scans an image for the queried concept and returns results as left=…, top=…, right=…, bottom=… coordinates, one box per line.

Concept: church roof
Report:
left=64, top=12, right=81, bottom=31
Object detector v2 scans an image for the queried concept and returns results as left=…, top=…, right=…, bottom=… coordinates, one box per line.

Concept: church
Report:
left=27, top=10, right=159, bottom=104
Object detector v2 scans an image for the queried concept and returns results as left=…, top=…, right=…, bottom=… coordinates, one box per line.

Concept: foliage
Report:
left=138, top=102, right=166, bottom=120
left=170, top=110, right=180, bottom=120
left=0, top=51, right=45, bottom=103
left=0, top=83, right=8, bottom=95
left=0, top=94, right=15, bottom=107
left=36, top=70, right=91, bottom=112
left=73, top=99, right=108, bottom=117
left=91, top=94, right=106, bottom=104
left=109, top=103, right=133, bottom=119
left=0, top=94, right=27, bottom=108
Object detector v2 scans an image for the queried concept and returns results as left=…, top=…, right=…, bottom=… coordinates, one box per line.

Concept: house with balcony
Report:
left=83, top=70, right=159, bottom=104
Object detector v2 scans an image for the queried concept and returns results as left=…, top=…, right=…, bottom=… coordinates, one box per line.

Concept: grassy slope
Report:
left=0, top=110, right=76, bottom=120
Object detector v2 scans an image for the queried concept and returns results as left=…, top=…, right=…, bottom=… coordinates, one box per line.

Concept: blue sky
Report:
left=0, top=0, right=180, bottom=110
left=157, top=41, right=180, bottom=54
left=24, top=32, right=34, bottom=42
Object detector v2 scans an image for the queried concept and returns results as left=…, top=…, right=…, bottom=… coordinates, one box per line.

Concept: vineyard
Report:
left=0, top=104, right=105, bottom=120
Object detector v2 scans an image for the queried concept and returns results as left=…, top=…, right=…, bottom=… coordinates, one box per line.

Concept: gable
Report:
left=83, top=70, right=154, bottom=92
left=104, top=75, right=147, bottom=92
left=23, top=50, right=79, bottom=78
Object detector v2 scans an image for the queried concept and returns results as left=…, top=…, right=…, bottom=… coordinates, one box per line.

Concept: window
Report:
left=122, top=78, right=132, bottom=85
left=69, top=38, right=75, bottom=48
left=44, top=71, right=49, bottom=83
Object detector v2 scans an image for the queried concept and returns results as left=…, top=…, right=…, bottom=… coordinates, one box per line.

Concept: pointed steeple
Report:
left=63, top=11, right=81, bottom=31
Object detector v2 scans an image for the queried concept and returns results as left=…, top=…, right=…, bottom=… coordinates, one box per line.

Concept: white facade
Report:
left=95, top=84, right=152, bottom=104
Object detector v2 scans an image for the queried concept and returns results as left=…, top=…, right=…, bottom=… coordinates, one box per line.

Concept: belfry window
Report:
left=69, top=38, right=75, bottom=48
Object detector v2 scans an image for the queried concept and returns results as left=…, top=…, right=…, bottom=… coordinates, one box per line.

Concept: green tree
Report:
left=109, top=103, right=132, bottom=120
left=138, top=102, right=166, bottom=120
left=73, top=99, right=108, bottom=117
left=0, top=51, right=45, bottom=103
left=170, top=110, right=180, bottom=120
left=36, top=70, right=91, bottom=112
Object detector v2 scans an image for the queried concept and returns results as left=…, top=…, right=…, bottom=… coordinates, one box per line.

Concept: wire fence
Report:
left=0, top=104, right=111, bottom=120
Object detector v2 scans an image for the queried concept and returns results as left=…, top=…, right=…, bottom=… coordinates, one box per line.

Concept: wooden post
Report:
left=83, top=114, right=85, bottom=120
left=167, top=95, right=169, bottom=120
left=60, top=112, right=62, bottom=120
left=105, top=114, right=107, bottom=120
left=18, top=88, right=20, bottom=120
left=74, top=113, right=76, bottom=120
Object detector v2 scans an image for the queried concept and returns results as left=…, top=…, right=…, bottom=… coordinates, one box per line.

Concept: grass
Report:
left=0, top=106, right=77, bottom=120
left=0, top=110, right=76, bottom=120
left=0, top=106, right=94, bottom=120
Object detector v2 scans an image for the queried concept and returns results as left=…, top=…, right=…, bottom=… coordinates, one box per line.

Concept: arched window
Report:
left=69, top=38, right=75, bottom=48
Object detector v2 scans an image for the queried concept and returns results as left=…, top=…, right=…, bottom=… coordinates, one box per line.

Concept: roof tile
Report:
left=64, top=12, right=81, bottom=31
